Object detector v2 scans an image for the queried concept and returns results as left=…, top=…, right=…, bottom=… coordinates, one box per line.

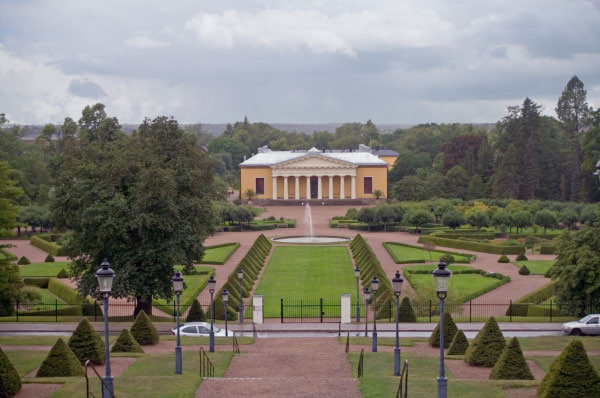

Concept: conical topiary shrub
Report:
left=36, top=338, right=84, bottom=377
left=111, top=329, right=144, bottom=353
left=56, top=269, right=69, bottom=278
left=213, top=298, right=238, bottom=321
left=44, top=254, right=55, bottom=262
left=515, top=253, right=528, bottom=261
left=185, top=299, right=206, bottom=322
left=68, top=318, right=105, bottom=365
left=17, top=256, right=30, bottom=265
left=497, top=255, right=509, bottom=263
left=130, top=310, right=159, bottom=345
left=464, top=317, right=506, bottom=367
left=0, top=347, right=21, bottom=398
left=538, top=340, right=600, bottom=398
left=489, top=337, right=533, bottom=380
left=429, top=312, right=458, bottom=348
left=518, top=265, right=530, bottom=275
left=398, top=297, right=417, bottom=322
left=447, top=329, right=469, bottom=355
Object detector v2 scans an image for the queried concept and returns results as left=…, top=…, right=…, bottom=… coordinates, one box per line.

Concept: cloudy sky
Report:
left=1, top=0, right=599, bottom=125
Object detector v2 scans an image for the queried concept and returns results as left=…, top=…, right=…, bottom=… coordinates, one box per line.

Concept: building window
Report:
left=255, top=178, right=264, bottom=195
left=364, top=177, right=372, bottom=195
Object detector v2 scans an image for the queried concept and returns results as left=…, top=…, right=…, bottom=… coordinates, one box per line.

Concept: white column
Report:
left=329, top=175, right=334, bottom=199
left=272, top=176, right=278, bottom=200
left=306, top=176, right=311, bottom=199
left=283, top=176, right=289, bottom=200
left=340, top=176, right=345, bottom=199
left=295, top=177, right=300, bottom=200
left=341, top=294, right=351, bottom=324
left=351, top=175, right=356, bottom=199
left=317, top=176, right=323, bottom=199
left=252, top=295, right=264, bottom=324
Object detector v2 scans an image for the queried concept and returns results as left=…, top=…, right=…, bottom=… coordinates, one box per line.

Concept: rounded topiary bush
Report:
left=447, top=329, right=469, bottom=355
left=429, top=312, right=458, bottom=348
left=489, top=337, right=533, bottom=380
left=186, top=299, right=206, bottom=322
left=68, top=318, right=104, bottom=365
left=464, top=317, right=506, bottom=367
left=515, top=252, right=528, bottom=261
left=56, top=269, right=69, bottom=278
left=497, top=255, right=510, bottom=263
left=518, top=265, right=530, bottom=275
left=398, top=297, right=417, bottom=322
left=538, top=340, right=600, bottom=398
left=36, top=338, right=84, bottom=377
left=111, top=329, right=144, bottom=353
left=439, top=253, right=455, bottom=265
left=130, top=310, right=159, bottom=346
left=44, top=254, right=55, bottom=263
left=0, top=347, right=21, bottom=398
left=17, top=256, right=30, bottom=265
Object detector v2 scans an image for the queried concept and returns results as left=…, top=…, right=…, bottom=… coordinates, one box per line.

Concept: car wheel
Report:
left=571, top=329, right=582, bottom=336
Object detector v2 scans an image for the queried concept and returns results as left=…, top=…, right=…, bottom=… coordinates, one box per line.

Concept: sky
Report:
left=1, top=0, right=599, bottom=126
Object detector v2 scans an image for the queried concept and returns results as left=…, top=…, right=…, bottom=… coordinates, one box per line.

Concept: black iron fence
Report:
left=280, top=298, right=341, bottom=323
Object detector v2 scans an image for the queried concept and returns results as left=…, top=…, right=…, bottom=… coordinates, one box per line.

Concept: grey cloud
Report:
left=67, top=79, right=107, bottom=98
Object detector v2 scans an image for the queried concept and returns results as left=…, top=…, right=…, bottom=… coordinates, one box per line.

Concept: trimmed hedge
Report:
left=418, top=236, right=525, bottom=255
left=23, top=278, right=49, bottom=288
left=489, top=337, right=533, bottom=380
left=68, top=318, right=104, bottom=365
left=383, top=242, right=474, bottom=264
left=30, top=234, right=69, bottom=256
left=200, top=242, right=240, bottom=265
left=17, top=256, right=30, bottom=265
left=464, top=317, right=506, bottom=367
left=0, top=347, right=21, bottom=397
left=0, top=248, right=17, bottom=262
left=518, top=265, right=530, bottom=275
left=505, top=281, right=556, bottom=317
left=515, top=253, right=528, bottom=261
left=111, top=329, right=144, bottom=353
left=398, top=297, right=417, bottom=322
left=186, top=299, right=206, bottom=322
left=45, top=254, right=55, bottom=262
left=36, top=338, right=83, bottom=377
left=540, top=245, right=556, bottom=254
left=429, top=312, right=458, bottom=348
left=447, top=329, right=469, bottom=355
left=48, top=279, right=101, bottom=316
left=56, top=269, right=69, bottom=278
left=497, top=255, right=510, bottom=263
left=130, top=310, right=159, bottom=345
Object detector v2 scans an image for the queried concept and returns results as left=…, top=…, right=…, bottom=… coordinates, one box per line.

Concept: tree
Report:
left=467, top=211, right=489, bottom=231
left=510, top=210, right=531, bottom=234
left=0, top=346, right=21, bottom=397
left=559, top=208, right=578, bottom=229
left=68, top=318, right=104, bottom=364
left=465, top=175, right=487, bottom=200
left=244, top=189, right=256, bottom=202
left=372, top=189, right=384, bottom=199
left=464, top=317, right=506, bottom=367
left=556, top=76, right=591, bottom=136
left=489, top=337, right=533, bottom=380
left=429, top=312, right=458, bottom=348
left=446, top=165, right=469, bottom=199
left=535, top=209, right=558, bottom=233
left=492, top=143, right=520, bottom=198
left=130, top=310, right=159, bottom=345
left=407, top=210, right=435, bottom=233
left=51, top=112, right=216, bottom=315
left=374, top=204, right=399, bottom=231
left=0, top=258, right=22, bottom=316
left=357, top=207, right=376, bottom=230
left=580, top=205, right=597, bottom=226
left=441, top=210, right=466, bottom=231
left=36, top=338, right=84, bottom=377
left=207, top=136, right=250, bottom=167
left=0, top=162, right=23, bottom=235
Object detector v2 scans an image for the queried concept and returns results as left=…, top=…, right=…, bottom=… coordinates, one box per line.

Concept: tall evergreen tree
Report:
left=492, top=143, right=520, bottom=198
left=556, top=76, right=591, bottom=136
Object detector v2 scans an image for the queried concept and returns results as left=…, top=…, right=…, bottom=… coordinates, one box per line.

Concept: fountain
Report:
left=271, top=203, right=351, bottom=244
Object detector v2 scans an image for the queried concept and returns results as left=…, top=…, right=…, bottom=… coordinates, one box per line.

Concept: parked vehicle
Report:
left=562, top=314, right=600, bottom=336
left=171, top=322, right=229, bottom=337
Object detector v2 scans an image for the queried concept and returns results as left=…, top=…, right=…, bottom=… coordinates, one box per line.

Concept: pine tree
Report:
left=36, top=338, right=84, bottom=377
left=556, top=76, right=591, bottom=136
left=489, top=337, right=533, bottom=380
left=111, top=329, right=144, bottom=353
left=465, top=317, right=506, bottom=367
left=397, top=297, right=417, bottom=322
left=130, top=310, right=159, bottom=345
left=186, top=299, right=206, bottom=322
left=429, top=312, right=458, bottom=348
left=492, top=144, right=520, bottom=199
left=0, top=347, right=21, bottom=398
left=68, top=318, right=105, bottom=364
left=447, top=329, right=469, bottom=355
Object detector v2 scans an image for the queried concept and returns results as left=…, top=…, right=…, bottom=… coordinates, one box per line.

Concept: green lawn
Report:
left=19, top=262, right=70, bottom=277
left=5, top=350, right=48, bottom=376
left=254, top=246, right=356, bottom=317
left=385, top=243, right=472, bottom=264
left=153, top=266, right=214, bottom=313
left=200, top=243, right=240, bottom=264
left=530, top=355, right=600, bottom=373
left=514, top=260, right=555, bottom=275
left=518, top=336, right=600, bottom=352
left=403, top=264, right=474, bottom=272
left=407, top=272, right=503, bottom=302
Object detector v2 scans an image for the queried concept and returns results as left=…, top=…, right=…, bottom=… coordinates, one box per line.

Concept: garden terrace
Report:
left=513, top=260, right=555, bottom=275
left=383, top=242, right=474, bottom=264
left=417, top=235, right=525, bottom=255
left=29, top=233, right=69, bottom=256
left=152, top=265, right=215, bottom=316
left=18, top=261, right=70, bottom=277
left=199, top=242, right=240, bottom=265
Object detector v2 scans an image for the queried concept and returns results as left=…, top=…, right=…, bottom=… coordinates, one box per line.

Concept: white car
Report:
left=171, top=322, right=229, bottom=337
left=562, top=314, right=600, bottom=336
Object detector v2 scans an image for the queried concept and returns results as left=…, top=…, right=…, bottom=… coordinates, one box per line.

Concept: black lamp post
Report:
left=237, top=267, right=244, bottom=323
left=392, top=270, right=404, bottom=376
left=96, top=259, right=115, bottom=398
left=222, top=289, right=229, bottom=337
left=172, top=272, right=184, bottom=374
left=371, top=275, right=379, bottom=353
left=433, top=262, right=451, bottom=398
left=595, top=160, right=600, bottom=182
left=363, top=286, right=370, bottom=337
left=208, top=275, right=216, bottom=352
left=354, top=266, right=361, bottom=322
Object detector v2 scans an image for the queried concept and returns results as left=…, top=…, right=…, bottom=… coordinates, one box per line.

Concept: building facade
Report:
left=240, top=146, right=390, bottom=200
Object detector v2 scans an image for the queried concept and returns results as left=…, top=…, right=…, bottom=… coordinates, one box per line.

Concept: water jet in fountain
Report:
left=272, top=203, right=351, bottom=244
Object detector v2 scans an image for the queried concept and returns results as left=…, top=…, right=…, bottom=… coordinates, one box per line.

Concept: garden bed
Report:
left=200, top=242, right=240, bottom=264
left=383, top=242, right=474, bottom=264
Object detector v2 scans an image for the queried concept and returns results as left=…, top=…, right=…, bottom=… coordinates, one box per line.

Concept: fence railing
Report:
left=280, top=298, right=341, bottom=323
left=395, top=360, right=408, bottom=398
left=233, top=334, right=240, bottom=355
left=199, top=347, right=214, bottom=378
left=85, top=360, right=115, bottom=398
left=357, top=349, right=364, bottom=378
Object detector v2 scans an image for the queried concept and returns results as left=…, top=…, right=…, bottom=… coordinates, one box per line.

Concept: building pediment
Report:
left=272, top=153, right=356, bottom=170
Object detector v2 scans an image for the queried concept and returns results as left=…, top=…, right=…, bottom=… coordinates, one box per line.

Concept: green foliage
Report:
left=467, top=211, right=489, bottom=231
left=535, top=210, right=558, bottom=233
left=489, top=337, right=533, bottom=380
left=30, top=234, right=69, bottom=256
left=44, top=254, right=55, bottom=262
left=397, top=297, right=416, bottom=322
left=56, top=269, right=69, bottom=278
left=130, top=310, right=159, bottom=346
left=418, top=236, right=525, bottom=255
left=0, top=347, right=21, bottom=398
left=68, top=318, right=104, bottom=365
left=0, top=162, right=23, bottom=235
left=47, top=279, right=100, bottom=315
left=439, top=253, right=455, bottom=265
left=447, top=329, right=469, bottom=355
left=111, top=329, right=144, bottom=354
left=185, top=299, right=206, bottom=322
left=464, top=317, right=506, bottom=367
left=408, top=210, right=436, bottom=231
left=442, top=210, right=466, bottom=231
left=0, top=259, right=22, bottom=316
left=17, top=256, right=30, bottom=265
left=36, top=338, right=84, bottom=377
left=518, top=265, right=530, bottom=275
left=540, top=244, right=555, bottom=254
left=345, top=208, right=358, bottom=220
left=538, top=340, right=600, bottom=398
left=497, top=255, right=509, bottom=263
left=515, top=252, right=528, bottom=261
left=429, top=312, right=458, bottom=348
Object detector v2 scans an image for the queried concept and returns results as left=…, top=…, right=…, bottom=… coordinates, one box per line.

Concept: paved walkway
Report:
left=195, top=338, right=361, bottom=398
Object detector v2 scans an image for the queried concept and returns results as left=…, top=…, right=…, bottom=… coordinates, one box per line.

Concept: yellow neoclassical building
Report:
left=240, top=146, right=391, bottom=201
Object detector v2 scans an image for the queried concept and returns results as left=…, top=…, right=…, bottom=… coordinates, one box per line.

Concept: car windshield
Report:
left=213, top=326, right=221, bottom=333
left=578, top=315, right=592, bottom=323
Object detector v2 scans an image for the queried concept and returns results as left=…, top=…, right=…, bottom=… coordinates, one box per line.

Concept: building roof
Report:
left=373, top=149, right=399, bottom=156
left=240, top=149, right=387, bottom=167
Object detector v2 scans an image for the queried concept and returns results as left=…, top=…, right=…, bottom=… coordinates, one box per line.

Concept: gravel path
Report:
left=195, top=338, right=361, bottom=398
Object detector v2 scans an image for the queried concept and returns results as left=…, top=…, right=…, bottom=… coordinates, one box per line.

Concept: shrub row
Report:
left=213, top=234, right=272, bottom=320
left=30, top=235, right=69, bottom=256
left=199, top=242, right=240, bottom=265
left=437, top=233, right=497, bottom=240
left=540, top=245, right=556, bottom=254
left=0, top=248, right=16, bottom=261
left=48, top=279, right=101, bottom=316
left=417, top=236, right=525, bottom=255
left=350, top=234, right=394, bottom=319
left=382, top=242, right=474, bottom=264
left=505, top=282, right=556, bottom=316
left=23, top=277, right=50, bottom=288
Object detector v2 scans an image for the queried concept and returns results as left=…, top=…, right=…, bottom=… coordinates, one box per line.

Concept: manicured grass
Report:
left=200, top=243, right=240, bottom=264
left=153, top=266, right=214, bottom=312
left=19, top=262, right=70, bottom=277
left=0, top=336, right=117, bottom=346
left=518, top=336, right=600, bottom=352
left=385, top=243, right=472, bottom=264
left=123, top=352, right=233, bottom=377
left=337, top=336, right=426, bottom=347
left=403, top=264, right=474, bottom=272
left=531, top=355, right=600, bottom=373
left=5, top=350, right=48, bottom=376
left=514, top=260, right=555, bottom=275
left=407, top=272, right=503, bottom=303
left=254, top=246, right=356, bottom=317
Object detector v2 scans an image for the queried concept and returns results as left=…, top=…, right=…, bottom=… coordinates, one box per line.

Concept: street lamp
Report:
left=363, top=286, right=370, bottom=337
left=595, top=160, right=600, bottom=182
left=432, top=261, right=451, bottom=398
left=222, top=289, right=229, bottom=337
left=208, top=275, right=216, bottom=352
left=172, top=272, right=184, bottom=374
left=371, top=275, right=379, bottom=353
left=96, top=259, right=115, bottom=398
left=392, top=270, right=404, bottom=376
left=354, top=266, right=361, bottom=322
left=237, top=267, right=244, bottom=323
